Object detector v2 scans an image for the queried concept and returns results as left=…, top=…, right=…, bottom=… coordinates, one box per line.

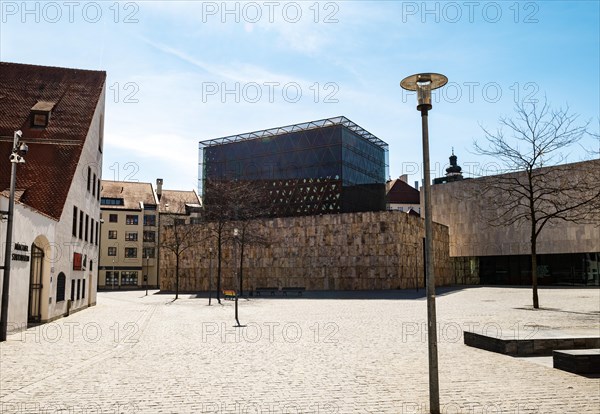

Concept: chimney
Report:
left=414, top=181, right=419, bottom=191
left=399, top=174, right=408, bottom=183
left=156, top=178, right=163, bottom=201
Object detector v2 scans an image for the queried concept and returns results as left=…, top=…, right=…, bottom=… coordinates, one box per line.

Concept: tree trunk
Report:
left=175, top=254, right=180, bottom=300
left=216, top=232, right=222, bottom=304
left=531, top=234, right=539, bottom=309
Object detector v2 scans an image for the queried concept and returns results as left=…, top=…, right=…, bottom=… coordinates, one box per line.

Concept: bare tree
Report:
left=474, top=98, right=600, bottom=309
left=160, top=210, right=202, bottom=300
left=203, top=179, right=271, bottom=303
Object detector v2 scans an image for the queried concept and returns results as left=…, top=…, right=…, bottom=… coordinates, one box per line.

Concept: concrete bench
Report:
left=282, top=287, right=306, bottom=296
left=255, top=287, right=278, bottom=296
left=464, top=331, right=600, bottom=357
left=553, top=349, right=600, bottom=375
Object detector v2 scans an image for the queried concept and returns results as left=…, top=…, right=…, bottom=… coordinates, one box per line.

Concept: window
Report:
left=85, top=214, right=89, bottom=242
left=143, top=231, right=155, bottom=242
left=120, top=271, right=138, bottom=286
left=79, top=210, right=84, bottom=239
left=87, top=167, right=91, bottom=191
left=143, top=247, right=155, bottom=259
left=108, top=247, right=117, bottom=256
left=109, top=214, right=118, bottom=223
left=106, top=271, right=119, bottom=286
left=190, top=217, right=202, bottom=225
left=125, top=232, right=138, bottom=241
left=56, top=273, right=66, bottom=302
left=73, top=253, right=83, bottom=271
left=175, top=218, right=186, bottom=226
left=143, top=214, right=156, bottom=226
left=124, top=248, right=137, bottom=258
left=101, top=198, right=125, bottom=206
left=95, top=221, right=99, bottom=245
left=90, top=260, right=93, bottom=271
left=31, top=112, right=49, bottom=127
left=145, top=204, right=157, bottom=211
left=108, top=230, right=117, bottom=239
left=82, top=279, right=86, bottom=299
left=90, top=219, right=94, bottom=244
left=76, top=279, right=81, bottom=300
left=97, top=179, right=101, bottom=201
left=92, top=174, right=96, bottom=196
left=126, top=215, right=138, bottom=225
left=70, top=279, right=75, bottom=301
left=72, top=206, right=78, bottom=237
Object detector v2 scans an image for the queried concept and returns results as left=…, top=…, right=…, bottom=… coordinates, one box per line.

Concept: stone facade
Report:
left=429, top=160, right=600, bottom=258
left=159, top=211, right=451, bottom=292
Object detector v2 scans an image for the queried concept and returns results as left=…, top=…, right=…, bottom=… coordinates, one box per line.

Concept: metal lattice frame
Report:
left=199, top=116, right=388, bottom=149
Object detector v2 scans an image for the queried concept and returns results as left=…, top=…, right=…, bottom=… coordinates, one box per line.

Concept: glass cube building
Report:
left=198, top=116, right=389, bottom=216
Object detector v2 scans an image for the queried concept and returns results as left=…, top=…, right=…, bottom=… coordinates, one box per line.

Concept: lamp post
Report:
left=208, top=247, right=213, bottom=306
left=400, top=73, right=447, bottom=414
left=233, top=228, right=241, bottom=327
left=1, top=130, right=28, bottom=342
left=144, top=254, right=149, bottom=296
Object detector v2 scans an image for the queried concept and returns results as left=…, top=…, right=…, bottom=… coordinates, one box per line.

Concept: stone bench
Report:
left=282, top=287, right=305, bottom=296
left=255, top=287, right=278, bottom=296
left=464, top=331, right=600, bottom=357
left=553, top=349, right=600, bottom=375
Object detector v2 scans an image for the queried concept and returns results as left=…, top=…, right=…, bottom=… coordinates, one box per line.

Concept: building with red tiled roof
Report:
left=0, top=62, right=106, bottom=332
left=386, top=175, right=421, bottom=215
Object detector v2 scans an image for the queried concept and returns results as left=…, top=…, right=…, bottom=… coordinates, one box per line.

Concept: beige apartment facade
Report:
left=98, top=181, right=159, bottom=289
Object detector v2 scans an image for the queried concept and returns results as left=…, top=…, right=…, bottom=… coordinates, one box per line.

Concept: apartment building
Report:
left=98, top=181, right=159, bottom=289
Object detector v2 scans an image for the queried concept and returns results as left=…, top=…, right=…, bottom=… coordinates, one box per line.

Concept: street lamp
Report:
left=1, top=130, right=28, bottom=342
left=233, top=228, right=241, bottom=327
left=208, top=247, right=213, bottom=306
left=400, top=72, right=447, bottom=414
left=144, top=254, right=149, bottom=296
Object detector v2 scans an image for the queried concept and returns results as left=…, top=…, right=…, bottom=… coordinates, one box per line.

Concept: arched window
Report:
left=56, top=272, right=66, bottom=302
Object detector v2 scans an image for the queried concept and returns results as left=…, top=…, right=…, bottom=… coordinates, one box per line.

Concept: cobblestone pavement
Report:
left=1, top=287, right=599, bottom=413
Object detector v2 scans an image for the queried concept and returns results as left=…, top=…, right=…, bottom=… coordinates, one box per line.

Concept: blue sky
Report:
left=1, top=1, right=598, bottom=191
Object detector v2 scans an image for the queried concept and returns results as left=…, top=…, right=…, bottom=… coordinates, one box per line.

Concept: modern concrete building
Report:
left=98, top=181, right=159, bottom=289
left=0, top=62, right=106, bottom=331
left=429, top=159, right=600, bottom=285
left=199, top=116, right=389, bottom=217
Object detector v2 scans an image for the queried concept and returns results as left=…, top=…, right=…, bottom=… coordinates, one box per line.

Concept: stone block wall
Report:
left=159, top=211, right=451, bottom=292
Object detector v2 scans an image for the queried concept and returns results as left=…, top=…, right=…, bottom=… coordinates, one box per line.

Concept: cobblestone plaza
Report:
left=1, top=287, right=598, bottom=413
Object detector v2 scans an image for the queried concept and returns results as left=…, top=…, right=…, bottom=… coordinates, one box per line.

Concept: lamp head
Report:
left=19, top=142, right=28, bottom=154
left=400, top=73, right=448, bottom=111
